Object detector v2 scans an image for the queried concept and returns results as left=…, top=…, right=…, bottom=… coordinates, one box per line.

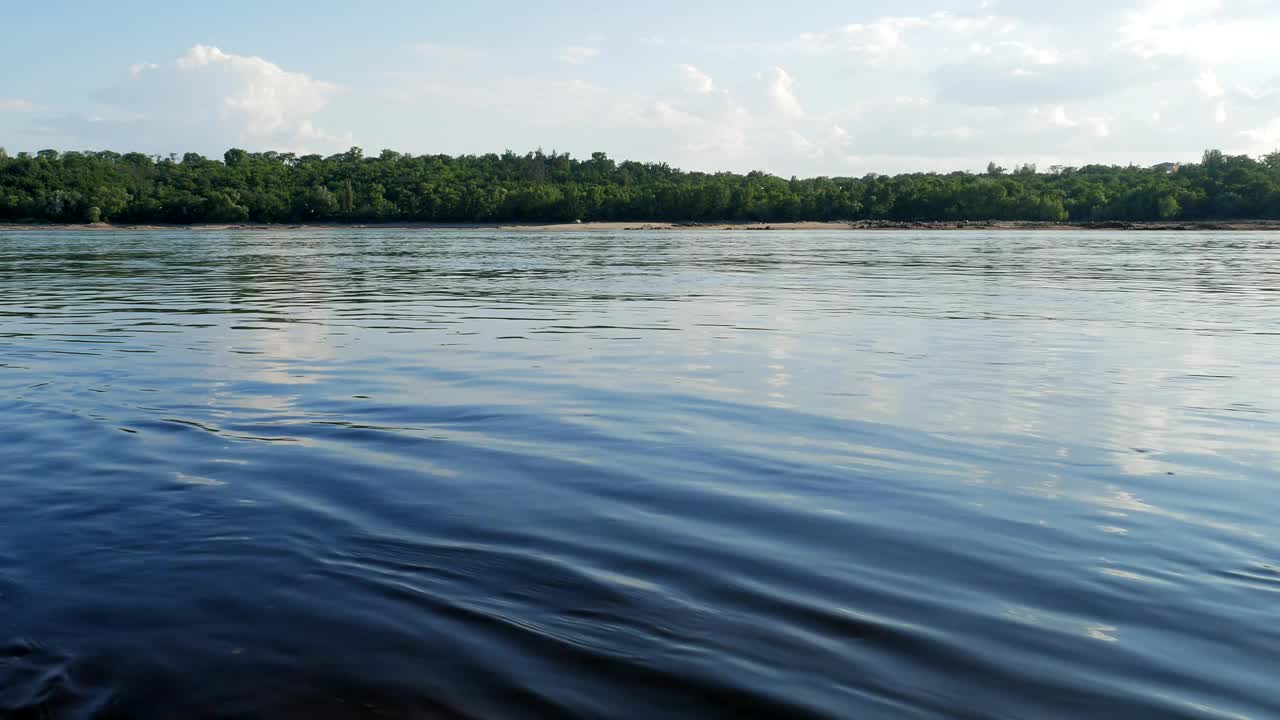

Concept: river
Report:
left=1, top=229, right=1277, bottom=718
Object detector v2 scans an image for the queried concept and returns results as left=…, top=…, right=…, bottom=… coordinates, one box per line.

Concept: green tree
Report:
left=2, top=144, right=1277, bottom=225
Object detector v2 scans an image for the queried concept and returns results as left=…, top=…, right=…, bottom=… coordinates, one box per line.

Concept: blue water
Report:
left=1, top=229, right=1277, bottom=719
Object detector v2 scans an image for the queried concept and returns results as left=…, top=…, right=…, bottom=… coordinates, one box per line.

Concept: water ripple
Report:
left=1, top=229, right=1278, bottom=718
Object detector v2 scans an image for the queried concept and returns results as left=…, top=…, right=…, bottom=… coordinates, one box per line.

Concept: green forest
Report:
left=2, top=146, right=1279, bottom=225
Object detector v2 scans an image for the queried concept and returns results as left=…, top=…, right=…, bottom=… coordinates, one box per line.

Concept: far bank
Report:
left=4, top=219, right=1280, bottom=232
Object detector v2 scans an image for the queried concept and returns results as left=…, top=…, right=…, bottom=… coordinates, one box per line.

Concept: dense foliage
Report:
left=2, top=146, right=1279, bottom=224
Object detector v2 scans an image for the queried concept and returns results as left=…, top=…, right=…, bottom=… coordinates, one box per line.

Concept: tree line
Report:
left=1, top=146, right=1279, bottom=225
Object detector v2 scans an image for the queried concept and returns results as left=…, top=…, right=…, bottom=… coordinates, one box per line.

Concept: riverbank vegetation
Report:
left=1, top=147, right=1278, bottom=225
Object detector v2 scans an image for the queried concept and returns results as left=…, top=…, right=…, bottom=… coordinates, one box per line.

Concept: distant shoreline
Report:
left=4, top=219, right=1280, bottom=232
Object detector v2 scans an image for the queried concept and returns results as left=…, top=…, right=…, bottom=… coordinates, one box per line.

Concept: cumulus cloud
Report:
left=14, top=1, right=1280, bottom=176
left=1241, top=118, right=1280, bottom=153
left=683, top=105, right=750, bottom=158
left=1194, top=69, right=1224, bottom=98
left=1028, top=105, right=1111, bottom=136
left=171, top=45, right=337, bottom=137
left=295, top=119, right=354, bottom=148
left=823, top=17, right=926, bottom=59
left=793, top=11, right=1010, bottom=62
left=1032, top=104, right=1078, bottom=128
left=621, top=67, right=866, bottom=172
left=51, top=45, right=348, bottom=154
left=788, top=130, right=823, bottom=158
left=763, top=66, right=804, bottom=117
left=971, top=40, right=1062, bottom=65
left=1120, top=0, right=1280, bottom=63
left=622, top=100, right=701, bottom=130
left=679, top=65, right=716, bottom=95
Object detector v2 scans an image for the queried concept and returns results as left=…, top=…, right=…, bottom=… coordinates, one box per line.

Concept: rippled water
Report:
left=1, top=229, right=1278, bottom=719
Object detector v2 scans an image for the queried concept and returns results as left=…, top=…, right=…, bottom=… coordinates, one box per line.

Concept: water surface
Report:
left=2, top=229, right=1278, bottom=719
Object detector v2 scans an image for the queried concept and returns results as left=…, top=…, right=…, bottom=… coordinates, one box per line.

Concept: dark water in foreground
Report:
left=1, top=229, right=1278, bottom=719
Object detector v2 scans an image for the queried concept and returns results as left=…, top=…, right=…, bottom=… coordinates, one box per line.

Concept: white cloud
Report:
left=1235, top=82, right=1280, bottom=103
left=1028, top=105, right=1111, bottom=137
left=830, top=17, right=926, bottom=59
left=1120, top=0, right=1280, bottom=63
left=623, top=100, right=702, bottom=130
left=1241, top=118, right=1280, bottom=152
left=828, top=124, right=851, bottom=146
left=788, top=130, right=824, bottom=158
left=679, top=65, right=716, bottom=95
left=16, top=2, right=1280, bottom=176
left=1195, top=69, right=1224, bottom=97
left=0, top=99, right=36, bottom=113
left=764, top=66, right=804, bottom=117
left=994, top=40, right=1062, bottom=65
left=794, top=11, right=1008, bottom=62
left=559, top=46, right=600, bottom=64
left=1034, top=104, right=1077, bottom=128
left=46, top=45, right=347, bottom=154
left=297, top=119, right=354, bottom=148
left=172, top=45, right=338, bottom=137
left=684, top=105, right=750, bottom=157
left=655, top=101, right=699, bottom=128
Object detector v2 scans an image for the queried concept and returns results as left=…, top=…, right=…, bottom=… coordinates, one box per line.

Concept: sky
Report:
left=2, top=0, right=1279, bottom=176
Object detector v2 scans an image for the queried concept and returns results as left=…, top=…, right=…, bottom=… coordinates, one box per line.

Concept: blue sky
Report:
left=3, top=0, right=1279, bottom=174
